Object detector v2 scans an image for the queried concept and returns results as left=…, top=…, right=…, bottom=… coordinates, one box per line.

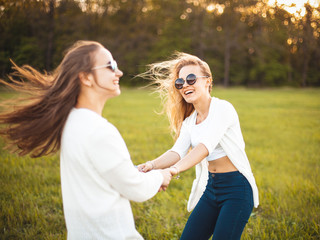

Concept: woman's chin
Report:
left=106, top=88, right=121, bottom=100
left=114, top=89, right=121, bottom=97
left=183, top=94, right=196, bottom=104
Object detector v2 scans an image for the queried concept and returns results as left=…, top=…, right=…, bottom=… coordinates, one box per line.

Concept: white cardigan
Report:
left=60, top=108, right=163, bottom=239
left=171, top=97, right=259, bottom=211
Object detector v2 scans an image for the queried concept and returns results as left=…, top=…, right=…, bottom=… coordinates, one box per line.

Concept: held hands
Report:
left=169, top=166, right=179, bottom=179
left=158, top=166, right=180, bottom=192
left=137, top=161, right=180, bottom=191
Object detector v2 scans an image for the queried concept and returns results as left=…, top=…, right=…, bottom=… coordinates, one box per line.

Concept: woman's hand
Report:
left=169, top=166, right=180, bottom=179
left=159, top=168, right=173, bottom=191
left=137, top=161, right=154, bottom=172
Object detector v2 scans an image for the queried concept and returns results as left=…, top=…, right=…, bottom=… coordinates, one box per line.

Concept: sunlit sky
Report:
left=268, top=0, right=320, bottom=16
left=77, top=0, right=320, bottom=18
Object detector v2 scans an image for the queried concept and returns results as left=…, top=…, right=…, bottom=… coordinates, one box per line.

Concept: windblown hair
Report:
left=0, top=40, right=103, bottom=157
left=139, top=52, right=213, bottom=139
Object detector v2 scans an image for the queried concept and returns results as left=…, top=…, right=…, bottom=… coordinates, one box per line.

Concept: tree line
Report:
left=0, top=0, right=319, bottom=87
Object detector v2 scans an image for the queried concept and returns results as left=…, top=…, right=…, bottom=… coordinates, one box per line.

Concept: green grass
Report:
left=0, top=87, right=319, bottom=239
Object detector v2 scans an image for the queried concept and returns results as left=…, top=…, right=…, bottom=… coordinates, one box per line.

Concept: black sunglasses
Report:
left=91, top=59, right=118, bottom=72
left=175, top=73, right=209, bottom=89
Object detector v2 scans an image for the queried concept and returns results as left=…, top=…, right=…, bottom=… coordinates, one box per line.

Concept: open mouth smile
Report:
left=113, top=80, right=119, bottom=85
left=184, top=90, right=194, bottom=95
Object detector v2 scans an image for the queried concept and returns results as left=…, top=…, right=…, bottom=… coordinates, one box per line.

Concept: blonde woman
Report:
left=138, top=53, right=259, bottom=240
left=0, top=41, right=172, bottom=239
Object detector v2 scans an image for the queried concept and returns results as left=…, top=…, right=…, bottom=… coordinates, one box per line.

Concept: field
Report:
left=0, top=87, right=319, bottom=239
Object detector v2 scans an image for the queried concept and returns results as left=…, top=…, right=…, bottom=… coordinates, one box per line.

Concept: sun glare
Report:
left=268, top=0, right=319, bottom=17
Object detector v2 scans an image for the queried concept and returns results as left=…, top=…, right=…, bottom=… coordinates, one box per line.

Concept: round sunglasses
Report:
left=175, top=73, right=209, bottom=89
left=91, top=59, right=118, bottom=72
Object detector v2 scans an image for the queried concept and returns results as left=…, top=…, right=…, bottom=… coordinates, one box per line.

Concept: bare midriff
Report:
left=208, top=156, right=238, bottom=173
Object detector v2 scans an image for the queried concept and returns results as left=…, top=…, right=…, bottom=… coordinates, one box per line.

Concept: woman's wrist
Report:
left=146, top=160, right=156, bottom=169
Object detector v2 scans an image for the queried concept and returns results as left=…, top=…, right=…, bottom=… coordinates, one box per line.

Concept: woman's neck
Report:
left=193, top=95, right=212, bottom=124
left=75, top=91, right=107, bottom=115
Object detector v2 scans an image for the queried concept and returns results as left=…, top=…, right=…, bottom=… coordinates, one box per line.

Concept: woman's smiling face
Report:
left=178, top=65, right=211, bottom=104
left=91, top=47, right=123, bottom=98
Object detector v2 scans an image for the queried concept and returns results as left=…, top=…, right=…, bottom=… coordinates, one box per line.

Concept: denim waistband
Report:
left=208, top=171, right=240, bottom=179
left=207, top=171, right=248, bottom=187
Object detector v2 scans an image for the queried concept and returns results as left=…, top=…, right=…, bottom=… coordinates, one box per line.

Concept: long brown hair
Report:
left=140, top=52, right=212, bottom=139
left=0, top=40, right=103, bottom=157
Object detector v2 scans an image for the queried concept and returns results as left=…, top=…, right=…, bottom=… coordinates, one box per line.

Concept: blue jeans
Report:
left=180, top=171, right=253, bottom=240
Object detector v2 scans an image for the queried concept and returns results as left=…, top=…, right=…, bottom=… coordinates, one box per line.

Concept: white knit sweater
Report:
left=60, top=108, right=163, bottom=239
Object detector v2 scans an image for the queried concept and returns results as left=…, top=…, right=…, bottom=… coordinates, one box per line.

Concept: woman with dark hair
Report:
left=138, top=52, right=259, bottom=240
left=0, top=40, right=172, bottom=239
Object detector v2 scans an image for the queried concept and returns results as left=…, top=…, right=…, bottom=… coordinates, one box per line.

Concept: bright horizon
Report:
left=268, top=0, right=320, bottom=16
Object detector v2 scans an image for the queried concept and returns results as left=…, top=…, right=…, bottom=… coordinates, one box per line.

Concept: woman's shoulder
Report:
left=67, top=108, right=117, bottom=135
left=211, top=97, right=235, bottom=112
left=69, top=108, right=104, bottom=123
left=212, top=96, right=231, bottom=105
left=211, top=97, right=238, bottom=122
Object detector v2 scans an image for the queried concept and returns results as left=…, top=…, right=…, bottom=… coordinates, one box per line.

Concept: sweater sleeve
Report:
left=105, top=162, right=163, bottom=202
left=199, top=101, right=238, bottom=155
left=86, top=122, right=163, bottom=202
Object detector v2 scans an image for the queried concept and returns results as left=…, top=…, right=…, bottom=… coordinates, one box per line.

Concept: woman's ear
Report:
left=206, top=77, right=212, bottom=87
left=79, top=72, right=93, bottom=87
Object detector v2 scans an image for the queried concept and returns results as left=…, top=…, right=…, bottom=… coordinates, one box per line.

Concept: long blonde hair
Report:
left=0, top=40, right=103, bottom=157
left=140, top=52, right=213, bottom=139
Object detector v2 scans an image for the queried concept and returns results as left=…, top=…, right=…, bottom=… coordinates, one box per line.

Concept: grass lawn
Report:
left=0, top=87, right=319, bottom=239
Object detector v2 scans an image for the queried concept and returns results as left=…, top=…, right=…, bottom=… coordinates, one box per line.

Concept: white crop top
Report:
left=190, top=112, right=227, bottom=160
left=210, top=143, right=227, bottom=160
left=171, top=97, right=229, bottom=161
